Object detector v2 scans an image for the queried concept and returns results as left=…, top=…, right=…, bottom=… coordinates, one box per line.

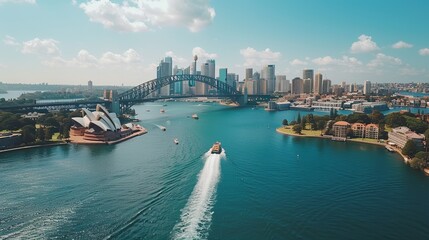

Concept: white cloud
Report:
left=367, top=53, right=402, bottom=67
left=79, top=0, right=215, bottom=33
left=21, top=38, right=60, bottom=55
left=240, top=47, right=281, bottom=67
left=399, top=66, right=425, bottom=76
left=350, top=34, right=379, bottom=53
left=71, top=0, right=77, bottom=6
left=0, top=0, right=35, bottom=4
left=0, top=63, right=5, bottom=68
left=290, top=59, right=307, bottom=66
left=165, top=51, right=188, bottom=67
left=419, top=48, right=429, bottom=56
left=192, top=47, right=217, bottom=60
left=3, top=35, right=20, bottom=46
left=392, top=41, right=413, bottom=49
left=312, top=56, right=362, bottom=67
left=43, top=48, right=142, bottom=68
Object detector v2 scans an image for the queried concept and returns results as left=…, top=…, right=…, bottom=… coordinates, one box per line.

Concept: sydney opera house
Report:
left=70, top=104, right=145, bottom=143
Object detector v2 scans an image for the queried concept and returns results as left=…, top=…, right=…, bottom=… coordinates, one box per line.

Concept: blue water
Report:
left=0, top=102, right=428, bottom=239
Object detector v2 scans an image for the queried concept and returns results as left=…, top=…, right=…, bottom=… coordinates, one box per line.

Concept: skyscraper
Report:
left=87, top=80, right=93, bottom=92
left=322, top=79, right=332, bottom=94
left=262, top=65, right=275, bottom=94
left=245, top=68, right=253, bottom=80
left=314, top=73, right=323, bottom=94
left=291, top=77, right=303, bottom=95
left=303, top=69, right=314, bottom=92
left=197, top=63, right=209, bottom=95
left=207, top=59, right=216, bottom=78
left=364, top=80, right=371, bottom=95
left=275, top=75, right=286, bottom=92
left=219, top=68, right=228, bottom=83
left=157, top=57, right=172, bottom=96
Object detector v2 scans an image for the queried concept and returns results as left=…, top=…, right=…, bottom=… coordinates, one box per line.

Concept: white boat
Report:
left=385, top=145, right=394, bottom=152
left=192, top=114, right=199, bottom=119
left=160, top=109, right=165, bottom=113
left=174, top=138, right=179, bottom=144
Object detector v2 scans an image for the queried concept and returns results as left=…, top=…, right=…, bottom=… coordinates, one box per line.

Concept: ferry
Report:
left=211, top=142, right=222, bottom=154
left=192, top=114, right=199, bottom=119
left=174, top=138, right=179, bottom=144
left=160, top=109, right=165, bottom=113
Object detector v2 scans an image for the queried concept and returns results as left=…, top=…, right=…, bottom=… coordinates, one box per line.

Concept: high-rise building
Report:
left=219, top=68, right=228, bottom=83
left=303, top=69, right=314, bottom=92
left=207, top=59, right=215, bottom=78
left=262, top=65, right=275, bottom=94
left=245, top=79, right=257, bottom=95
left=182, top=66, right=191, bottom=95
left=314, top=73, right=323, bottom=94
left=227, top=73, right=237, bottom=87
left=245, top=68, right=253, bottom=80
left=275, top=75, right=286, bottom=93
left=322, top=79, right=332, bottom=94
left=197, top=63, right=209, bottom=95
left=157, top=57, right=172, bottom=96
left=304, top=79, right=311, bottom=94
left=87, top=80, right=93, bottom=92
left=364, top=80, right=371, bottom=95
left=291, top=77, right=304, bottom=95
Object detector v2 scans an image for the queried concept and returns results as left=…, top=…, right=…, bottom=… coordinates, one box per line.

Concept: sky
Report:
left=0, top=0, right=428, bottom=86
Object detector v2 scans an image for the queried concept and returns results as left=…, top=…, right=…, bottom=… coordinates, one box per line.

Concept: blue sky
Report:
left=0, top=0, right=428, bottom=86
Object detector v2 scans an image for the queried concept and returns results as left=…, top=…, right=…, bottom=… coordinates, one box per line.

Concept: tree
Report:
left=329, top=108, right=334, bottom=119
left=21, top=125, right=36, bottom=144
left=44, top=127, right=53, bottom=141
left=409, top=156, right=427, bottom=170
left=36, top=127, right=45, bottom=142
left=404, top=116, right=428, bottom=134
left=385, top=112, right=406, bottom=128
left=347, top=112, right=370, bottom=124
left=292, top=124, right=302, bottom=134
left=424, top=129, right=429, bottom=152
left=316, top=120, right=326, bottom=130
left=402, top=140, right=418, bottom=158
left=282, top=119, right=289, bottom=127
left=301, top=117, right=307, bottom=129
left=297, top=112, right=301, bottom=123
left=369, top=110, right=384, bottom=124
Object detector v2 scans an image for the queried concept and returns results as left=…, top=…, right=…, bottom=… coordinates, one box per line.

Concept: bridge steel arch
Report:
left=117, top=74, right=242, bottom=112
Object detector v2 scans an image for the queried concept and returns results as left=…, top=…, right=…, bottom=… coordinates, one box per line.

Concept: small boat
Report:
left=192, top=114, right=199, bottom=119
left=385, top=145, right=394, bottom=152
left=160, top=109, right=165, bottom=113
left=174, top=138, right=179, bottom=144
left=146, top=109, right=150, bottom=112
left=163, top=104, right=167, bottom=106
left=161, top=126, right=166, bottom=131
left=211, top=142, right=222, bottom=154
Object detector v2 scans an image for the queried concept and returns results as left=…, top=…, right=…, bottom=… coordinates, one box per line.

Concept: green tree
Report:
left=316, top=120, right=326, bottom=130
left=347, top=112, right=371, bottom=124
left=282, top=119, right=289, bottom=127
left=297, top=112, right=301, bottom=123
left=329, top=108, right=334, bottom=119
left=301, top=117, right=307, bottom=129
left=402, top=140, right=418, bottom=158
left=409, top=156, right=427, bottom=170
left=404, top=116, right=428, bottom=134
left=385, top=112, right=406, bottom=128
left=424, top=129, right=429, bottom=152
left=369, top=110, right=384, bottom=124
left=36, top=127, right=45, bottom=142
left=44, top=127, right=53, bottom=141
left=21, top=125, right=36, bottom=144
left=292, top=124, right=302, bottom=134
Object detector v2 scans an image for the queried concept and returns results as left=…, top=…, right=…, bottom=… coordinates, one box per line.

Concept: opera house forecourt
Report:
left=69, top=104, right=147, bottom=144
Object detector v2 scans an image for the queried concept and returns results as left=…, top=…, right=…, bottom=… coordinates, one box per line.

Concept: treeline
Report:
left=0, top=110, right=82, bottom=144
left=18, top=91, right=102, bottom=101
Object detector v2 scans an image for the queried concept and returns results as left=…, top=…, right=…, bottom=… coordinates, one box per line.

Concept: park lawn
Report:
left=278, top=126, right=322, bottom=137
left=51, top=132, right=62, bottom=141
left=348, top=137, right=382, bottom=144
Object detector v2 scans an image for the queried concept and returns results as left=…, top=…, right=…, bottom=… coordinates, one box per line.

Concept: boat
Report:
left=146, top=109, right=150, bottom=112
left=211, top=142, right=222, bottom=154
left=160, top=109, right=165, bottom=113
left=160, top=126, right=166, bottom=131
left=192, top=114, right=199, bottom=119
left=385, top=145, right=394, bottom=152
left=174, top=138, right=179, bottom=144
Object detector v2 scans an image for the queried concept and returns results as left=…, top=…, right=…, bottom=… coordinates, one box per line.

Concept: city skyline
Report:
left=1, top=0, right=429, bottom=86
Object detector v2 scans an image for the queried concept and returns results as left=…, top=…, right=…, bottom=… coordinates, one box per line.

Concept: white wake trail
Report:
left=172, top=150, right=225, bottom=240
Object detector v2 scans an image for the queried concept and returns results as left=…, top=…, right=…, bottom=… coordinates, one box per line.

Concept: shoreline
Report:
left=276, top=126, right=410, bottom=162
left=0, top=141, right=68, bottom=154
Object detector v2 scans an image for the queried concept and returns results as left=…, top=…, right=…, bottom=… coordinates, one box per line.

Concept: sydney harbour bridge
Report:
left=0, top=74, right=275, bottom=114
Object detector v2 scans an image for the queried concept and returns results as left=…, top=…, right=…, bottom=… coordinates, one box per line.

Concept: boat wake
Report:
left=172, top=149, right=226, bottom=240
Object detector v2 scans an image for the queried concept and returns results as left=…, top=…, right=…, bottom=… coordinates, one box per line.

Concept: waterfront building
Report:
left=353, top=102, right=389, bottom=113
left=388, top=126, right=425, bottom=148
left=70, top=104, right=125, bottom=142
left=311, top=100, right=343, bottom=110
left=351, top=123, right=365, bottom=138
left=291, top=77, right=303, bottom=95
left=322, top=79, right=331, bottom=94
left=267, top=101, right=277, bottom=111
left=21, top=112, right=45, bottom=120
left=364, top=80, right=371, bottom=95
left=365, top=124, right=379, bottom=139
left=332, top=121, right=350, bottom=139
left=276, top=101, right=291, bottom=110
left=314, top=73, right=323, bottom=94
